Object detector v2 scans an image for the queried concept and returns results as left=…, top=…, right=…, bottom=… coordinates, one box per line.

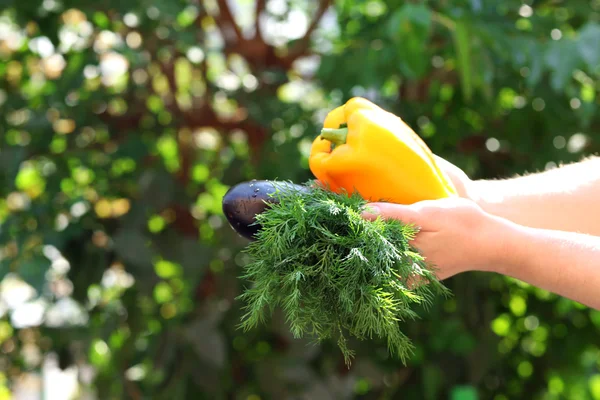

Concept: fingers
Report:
left=361, top=202, right=423, bottom=229
left=433, top=155, right=462, bottom=175
left=432, top=155, right=472, bottom=198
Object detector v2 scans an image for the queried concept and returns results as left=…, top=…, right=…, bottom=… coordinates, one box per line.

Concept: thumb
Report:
left=361, top=202, right=423, bottom=228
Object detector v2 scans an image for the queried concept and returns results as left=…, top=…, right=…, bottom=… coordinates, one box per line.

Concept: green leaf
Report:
left=186, top=318, right=227, bottom=369
left=154, top=260, right=180, bottom=279
left=452, top=20, right=473, bottom=101
left=18, top=256, right=50, bottom=294
left=15, top=165, right=46, bottom=198
left=89, top=339, right=111, bottom=368
left=93, top=12, right=111, bottom=29
left=469, top=0, right=482, bottom=12
left=577, top=22, right=600, bottom=69
left=450, top=332, right=477, bottom=355
left=387, top=2, right=432, bottom=37
left=153, top=232, right=211, bottom=278
left=423, top=364, right=443, bottom=400
left=112, top=228, right=156, bottom=269
left=153, top=281, right=173, bottom=303
left=491, top=313, right=511, bottom=336
left=148, top=215, right=166, bottom=233
left=470, top=38, right=494, bottom=102
left=386, top=3, right=432, bottom=78
left=526, top=42, right=544, bottom=87
left=176, top=6, right=199, bottom=28
left=0, top=147, right=26, bottom=186
left=545, top=39, right=582, bottom=91
left=138, top=170, right=176, bottom=209
left=451, top=385, right=479, bottom=400
left=589, top=374, right=600, bottom=400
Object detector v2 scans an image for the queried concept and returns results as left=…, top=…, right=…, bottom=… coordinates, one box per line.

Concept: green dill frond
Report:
left=236, top=180, right=451, bottom=366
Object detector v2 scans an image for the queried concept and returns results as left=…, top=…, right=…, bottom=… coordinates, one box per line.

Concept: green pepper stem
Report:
left=320, top=127, right=348, bottom=147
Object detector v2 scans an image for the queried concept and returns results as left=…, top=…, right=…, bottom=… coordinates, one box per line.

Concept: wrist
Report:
left=481, top=214, right=527, bottom=276
left=481, top=211, right=526, bottom=275
left=468, top=180, right=504, bottom=215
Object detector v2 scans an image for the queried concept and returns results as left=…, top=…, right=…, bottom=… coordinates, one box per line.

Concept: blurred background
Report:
left=1, top=0, right=599, bottom=399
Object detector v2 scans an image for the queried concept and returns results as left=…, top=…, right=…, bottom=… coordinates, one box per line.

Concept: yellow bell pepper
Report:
left=308, top=97, right=457, bottom=204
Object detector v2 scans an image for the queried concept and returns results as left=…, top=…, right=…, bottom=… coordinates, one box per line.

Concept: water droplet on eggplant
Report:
left=221, top=180, right=310, bottom=240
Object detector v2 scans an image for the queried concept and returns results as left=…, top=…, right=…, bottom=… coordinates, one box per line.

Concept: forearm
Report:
left=471, top=156, right=600, bottom=235
left=495, top=223, right=600, bottom=310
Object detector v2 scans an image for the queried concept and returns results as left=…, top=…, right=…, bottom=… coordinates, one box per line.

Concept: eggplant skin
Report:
left=221, top=180, right=309, bottom=240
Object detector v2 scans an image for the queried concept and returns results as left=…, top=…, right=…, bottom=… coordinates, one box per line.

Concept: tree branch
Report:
left=97, top=110, right=146, bottom=133
left=195, top=56, right=268, bottom=163
left=158, top=60, right=178, bottom=104
left=124, top=378, right=142, bottom=400
left=215, top=0, right=244, bottom=44
left=254, top=0, right=266, bottom=40
left=284, top=0, right=332, bottom=63
left=176, top=128, right=194, bottom=185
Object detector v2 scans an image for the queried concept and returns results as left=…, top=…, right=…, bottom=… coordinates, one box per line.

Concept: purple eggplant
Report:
left=222, top=180, right=310, bottom=240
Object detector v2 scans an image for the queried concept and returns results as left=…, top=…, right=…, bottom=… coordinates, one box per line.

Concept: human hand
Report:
left=361, top=197, right=513, bottom=280
left=434, top=155, right=477, bottom=200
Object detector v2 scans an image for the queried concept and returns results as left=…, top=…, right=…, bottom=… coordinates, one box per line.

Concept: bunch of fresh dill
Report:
left=237, top=181, right=450, bottom=366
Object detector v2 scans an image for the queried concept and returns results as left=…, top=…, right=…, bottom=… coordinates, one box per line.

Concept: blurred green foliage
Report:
left=0, top=0, right=599, bottom=399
